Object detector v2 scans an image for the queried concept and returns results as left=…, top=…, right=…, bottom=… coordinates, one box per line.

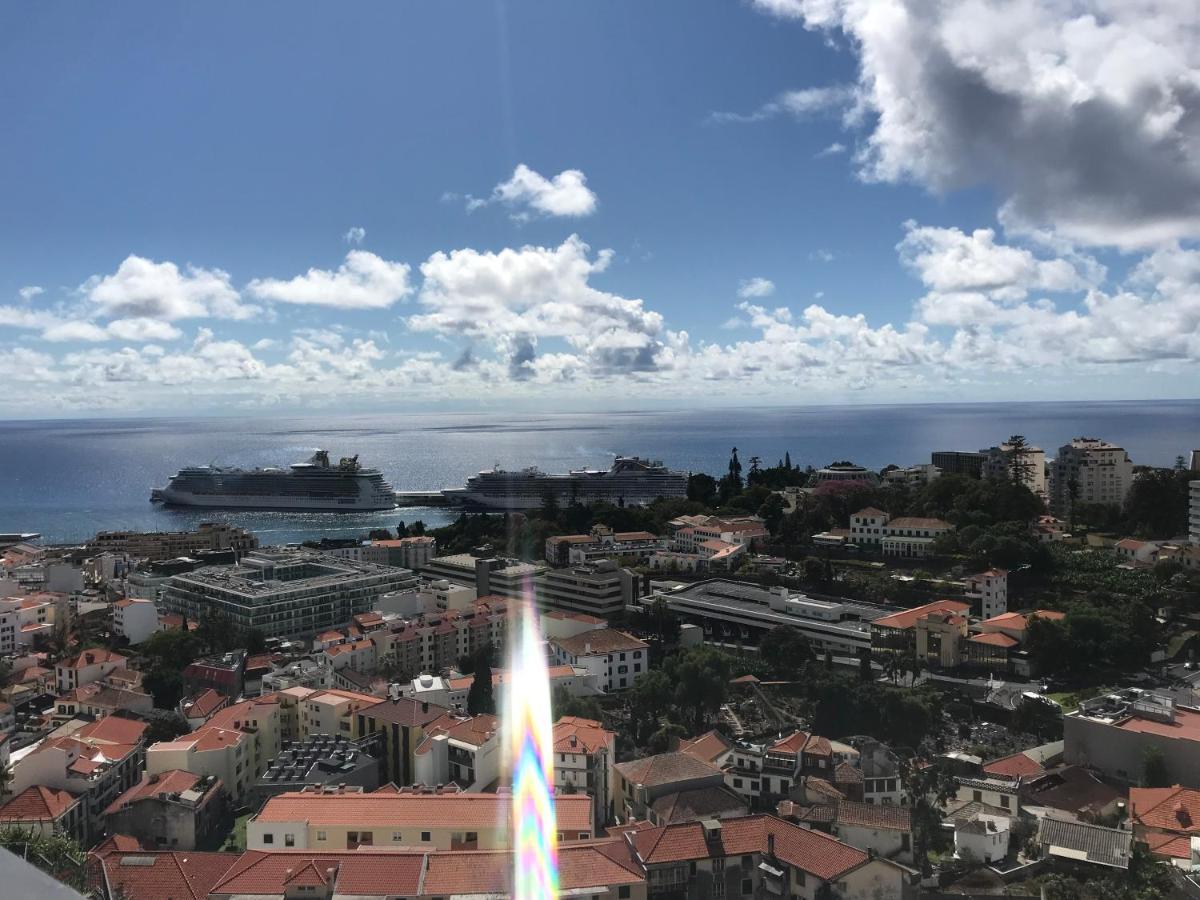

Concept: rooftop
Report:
left=0, top=785, right=80, bottom=822
left=554, top=628, right=648, bottom=656
left=1037, top=817, right=1132, bottom=869
left=615, top=751, right=724, bottom=787
left=872, top=599, right=970, bottom=630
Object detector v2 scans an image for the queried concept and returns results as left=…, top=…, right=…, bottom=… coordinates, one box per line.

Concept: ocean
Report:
left=2, top=400, right=1197, bottom=546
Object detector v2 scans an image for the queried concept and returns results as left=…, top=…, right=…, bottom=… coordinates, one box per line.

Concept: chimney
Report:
left=421, top=701, right=429, bottom=714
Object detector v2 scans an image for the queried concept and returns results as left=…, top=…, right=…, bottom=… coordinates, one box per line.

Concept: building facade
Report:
left=1049, top=437, right=1136, bottom=517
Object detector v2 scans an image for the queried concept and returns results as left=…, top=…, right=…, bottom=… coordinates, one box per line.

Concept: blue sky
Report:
left=2, top=1, right=1199, bottom=416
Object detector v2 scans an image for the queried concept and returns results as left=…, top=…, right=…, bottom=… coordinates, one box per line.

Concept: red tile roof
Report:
left=836, top=800, right=912, bottom=831
left=1130, top=785, right=1200, bottom=833
left=554, top=628, right=648, bottom=656
left=181, top=688, right=227, bottom=719
left=0, top=785, right=80, bottom=822
left=104, top=769, right=219, bottom=816
left=982, top=751, right=1045, bottom=779
left=615, top=751, right=724, bottom=788
left=359, top=696, right=447, bottom=727
left=252, top=790, right=594, bottom=833
left=871, top=599, right=970, bottom=630
left=92, top=850, right=246, bottom=900
left=969, top=632, right=1019, bottom=648
left=632, top=814, right=869, bottom=881
left=57, top=648, right=126, bottom=669
left=1145, top=831, right=1192, bottom=859
left=677, top=730, right=733, bottom=764
left=554, top=716, right=615, bottom=754
left=75, top=714, right=149, bottom=746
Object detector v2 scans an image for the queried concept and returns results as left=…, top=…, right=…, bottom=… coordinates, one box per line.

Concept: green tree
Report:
left=686, top=472, right=718, bottom=506
left=0, top=827, right=91, bottom=893
left=666, top=646, right=731, bottom=731
left=552, top=685, right=604, bottom=722
left=467, top=645, right=496, bottom=715
left=628, top=669, right=674, bottom=744
left=858, top=649, right=873, bottom=683
left=757, top=494, right=787, bottom=536
left=144, top=712, right=190, bottom=744
left=1004, top=434, right=1036, bottom=485
left=1142, top=745, right=1170, bottom=788
left=759, top=627, right=811, bottom=678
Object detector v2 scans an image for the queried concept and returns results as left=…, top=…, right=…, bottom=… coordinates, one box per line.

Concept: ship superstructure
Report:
left=440, top=456, right=687, bottom=510
left=151, top=450, right=397, bottom=511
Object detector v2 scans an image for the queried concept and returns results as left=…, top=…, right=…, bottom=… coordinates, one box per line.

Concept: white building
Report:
left=981, top=443, right=1047, bottom=497
left=955, top=813, right=1011, bottom=863
left=0, top=594, right=55, bottom=654
left=112, top=597, right=158, bottom=645
left=535, top=559, right=638, bottom=619
left=965, top=569, right=1008, bottom=619
left=882, top=464, right=941, bottom=487
left=550, top=628, right=649, bottom=692
left=55, top=648, right=128, bottom=693
left=413, top=712, right=501, bottom=791
left=1190, top=480, right=1199, bottom=545
left=849, top=508, right=888, bottom=547
left=1049, top=437, right=1136, bottom=517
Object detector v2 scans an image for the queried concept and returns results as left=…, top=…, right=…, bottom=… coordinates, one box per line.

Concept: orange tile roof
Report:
left=418, top=712, right=500, bottom=750
left=1130, top=785, right=1200, bottom=833
left=553, top=716, right=615, bottom=754
left=969, top=632, right=1019, bottom=648
left=1145, top=831, right=1192, bottom=859
left=57, top=648, right=126, bottom=669
left=0, top=785, right=80, bottom=822
left=887, top=516, right=952, bottom=529
left=92, top=850, right=240, bottom=900
left=615, top=751, right=724, bottom=787
left=982, top=752, right=1044, bottom=779
left=836, top=800, right=912, bottom=831
left=359, top=696, right=447, bottom=727
left=677, top=730, right=733, bottom=764
left=75, top=714, right=148, bottom=746
left=104, top=769, right=218, bottom=816
left=181, top=688, right=228, bottom=719
left=769, top=731, right=811, bottom=754
left=871, top=599, right=971, bottom=630
left=632, top=814, right=869, bottom=881
left=554, top=628, right=648, bottom=656
left=252, top=790, right=593, bottom=833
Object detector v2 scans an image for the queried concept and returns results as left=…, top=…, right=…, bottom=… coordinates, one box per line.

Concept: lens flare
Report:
left=506, top=591, right=559, bottom=900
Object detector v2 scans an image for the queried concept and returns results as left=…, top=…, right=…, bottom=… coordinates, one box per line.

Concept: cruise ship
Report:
left=439, top=456, right=688, bottom=510
left=151, top=450, right=397, bottom=511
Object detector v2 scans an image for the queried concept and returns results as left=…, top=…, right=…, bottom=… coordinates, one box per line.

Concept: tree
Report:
left=667, top=646, right=731, bottom=731
left=1142, top=745, right=1170, bottom=788
left=784, top=451, right=792, bottom=470
left=144, top=712, right=190, bottom=744
left=687, top=472, right=718, bottom=506
left=467, top=645, right=496, bottom=715
left=757, top=494, right=786, bottom=536
left=1004, top=434, right=1036, bottom=485
left=858, top=649, right=873, bottom=683
left=628, top=669, right=674, bottom=744
left=0, top=827, right=91, bottom=893
left=552, top=685, right=603, bottom=722
left=759, top=627, right=811, bottom=678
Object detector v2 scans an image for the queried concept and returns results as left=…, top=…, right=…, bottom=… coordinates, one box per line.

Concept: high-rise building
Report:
left=1048, top=438, right=1135, bottom=518
left=1190, top=479, right=1200, bottom=545
left=931, top=451, right=985, bottom=478
left=980, top=443, right=1046, bottom=497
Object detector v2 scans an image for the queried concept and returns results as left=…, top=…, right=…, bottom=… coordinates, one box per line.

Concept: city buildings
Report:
left=1129, top=785, right=1200, bottom=864
left=965, top=568, right=1008, bottom=619
left=870, top=599, right=971, bottom=662
left=0, top=592, right=55, bottom=654
left=112, top=597, right=158, bottom=644
left=648, top=580, right=901, bottom=657
left=252, top=734, right=382, bottom=804
left=536, top=559, right=639, bottom=618
left=413, top=712, right=501, bottom=790
left=844, top=508, right=954, bottom=557
left=245, top=787, right=595, bottom=850
left=420, top=553, right=547, bottom=599
left=549, top=627, right=649, bottom=692
left=981, top=442, right=1047, bottom=496
left=0, top=785, right=87, bottom=844
left=160, top=551, right=415, bottom=639
left=1065, top=691, right=1200, bottom=787
left=810, top=462, right=881, bottom=487
left=553, top=715, right=616, bottom=832
left=1191, top=479, right=1200, bottom=544
left=932, top=450, right=985, bottom=478
left=544, top=524, right=665, bottom=566
left=1049, top=437, right=1136, bottom=518
left=54, top=648, right=128, bottom=693
left=104, top=769, right=226, bottom=851
left=614, top=751, right=729, bottom=821
left=353, top=697, right=447, bottom=786
left=322, top=536, right=437, bottom=570
left=90, top=523, right=258, bottom=562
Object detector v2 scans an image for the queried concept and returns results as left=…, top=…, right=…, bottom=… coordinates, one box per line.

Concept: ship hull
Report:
left=151, top=489, right=396, bottom=512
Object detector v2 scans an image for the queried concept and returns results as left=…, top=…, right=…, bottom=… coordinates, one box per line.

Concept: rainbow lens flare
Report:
left=505, top=593, right=559, bottom=900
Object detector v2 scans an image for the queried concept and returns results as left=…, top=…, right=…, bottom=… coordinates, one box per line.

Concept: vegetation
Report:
left=0, top=827, right=92, bottom=894
left=551, top=685, right=604, bottom=722
left=466, top=644, right=496, bottom=715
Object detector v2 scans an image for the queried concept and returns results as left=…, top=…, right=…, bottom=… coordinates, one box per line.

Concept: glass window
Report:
left=262, top=833, right=274, bottom=844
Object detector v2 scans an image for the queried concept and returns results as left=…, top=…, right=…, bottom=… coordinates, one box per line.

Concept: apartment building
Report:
left=160, top=551, right=414, bottom=639
left=90, top=523, right=258, bottom=561
left=554, top=715, right=617, bottom=832
left=931, top=450, right=985, bottom=478
left=9, top=716, right=148, bottom=843
left=323, top=536, right=436, bottom=570
left=545, top=524, right=665, bottom=566
left=550, top=628, right=649, bottom=692
left=536, top=559, right=639, bottom=618
left=0, top=593, right=55, bottom=654
left=965, top=568, right=1008, bottom=619
left=54, top=648, right=128, bottom=693
left=981, top=442, right=1047, bottom=496
left=104, top=769, right=226, bottom=851
left=245, top=787, right=595, bottom=850
left=0, top=785, right=87, bottom=844
left=112, top=597, right=158, bottom=645
left=1049, top=437, right=1136, bottom=517
left=420, top=553, right=547, bottom=599
left=614, top=751, right=729, bottom=821
left=1065, top=691, right=1200, bottom=787
left=413, top=712, right=500, bottom=790
left=1190, top=479, right=1200, bottom=545
left=353, top=696, right=448, bottom=786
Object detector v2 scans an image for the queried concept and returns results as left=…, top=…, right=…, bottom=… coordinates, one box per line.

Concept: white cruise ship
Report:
left=151, top=450, right=397, bottom=511
left=441, top=456, right=688, bottom=510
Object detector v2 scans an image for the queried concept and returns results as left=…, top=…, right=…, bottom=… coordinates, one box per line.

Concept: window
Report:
left=466, top=831, right=478, bottom=842
left=262, top=833, right=274, bottom=844
left=741, top=879, right=753, bottom=895
left=973, top=790, right=982, bottom=802
left=1000, top=794, right=1010, bottom=809
left=713, top=858, right=725, bottom=872
left=421, top=831, right=431, bottom=842
left=619, top=888, right=631, bottom=899
left=741, top=855, right=752, bottom=868
left=317, top=830, right=327, bottom=841
left=392, top=831, right=403, bottom=842
left=284, top=833, right=295, bottom=847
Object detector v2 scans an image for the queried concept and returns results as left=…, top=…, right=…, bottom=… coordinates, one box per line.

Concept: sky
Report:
left=2, top=0, right=1200, bottom=417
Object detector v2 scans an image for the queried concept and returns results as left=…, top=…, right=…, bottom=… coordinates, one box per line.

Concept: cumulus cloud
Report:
left=247, top=250, right=413, bottom=310
left=750, top=0, right=1200, bottom=249
left=104, top=317, right=184, bottom=342
left=18, top=285, right=44, bottom=302
left=85, top=255, right=254, bottom=321
left=738, top=277, right=776, bottom=299
left=344, top=226, right=366, bottom=245
left=411, top=235, right=668, bottom=378
left=482, top=164, right=599, bottom=219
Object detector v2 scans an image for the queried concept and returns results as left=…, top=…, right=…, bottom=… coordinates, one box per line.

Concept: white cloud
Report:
left=750, top=0, right=1200, bottom=248
left=85, top=255, right=254, bottom=321
left=816, top=142, right=846, bottom=158
left=18, top=285, right=44, bottom=302
left=41, top=320, right=110, bottom=342
left=738, top=277, right=776, bottom=299
left=810, top=249, right=835, bottom=263
left=710, top=84, right=855, bottom=124
left=105, top=317, right=184, bottom=342
left=411, top=235, right=667, bottom=376
left=484, top=164, right=598, bottom=219
left=344, top=226, right=366, bottom=245
left=247, top=250, right=413, bottom=310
